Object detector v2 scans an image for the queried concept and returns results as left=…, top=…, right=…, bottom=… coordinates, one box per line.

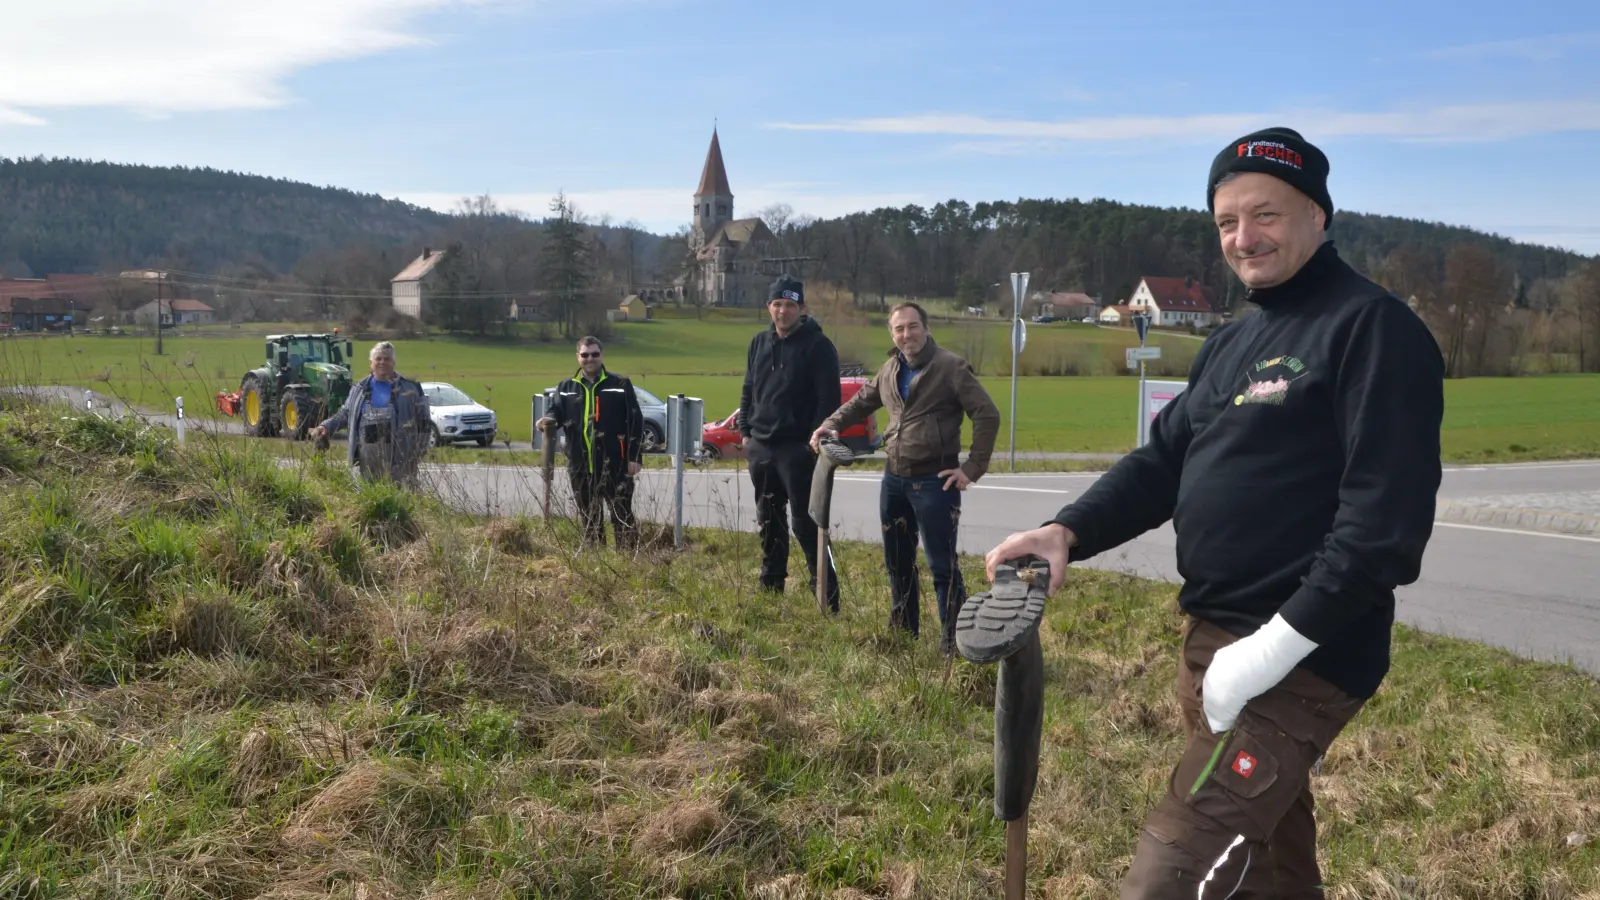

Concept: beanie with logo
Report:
left=1207, top=127, right=1334, bottom=228
left=768, top=274, right=804, bottom=305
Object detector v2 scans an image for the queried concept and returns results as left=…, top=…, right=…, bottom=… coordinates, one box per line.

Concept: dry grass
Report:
left=2, top=400, right=1599, bottom=898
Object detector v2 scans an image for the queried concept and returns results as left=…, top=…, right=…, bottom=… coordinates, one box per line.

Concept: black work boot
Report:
left=954, top=556, right=1050, bottom=665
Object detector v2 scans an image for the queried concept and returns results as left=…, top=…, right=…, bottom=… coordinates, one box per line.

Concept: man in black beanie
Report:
left=738, top=274, right=844, bottom=609
left=984, top=127, right=1445, bottom=896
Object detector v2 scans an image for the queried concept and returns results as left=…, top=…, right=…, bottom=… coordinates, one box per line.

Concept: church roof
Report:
left=695, top=129, right=733, bottom=197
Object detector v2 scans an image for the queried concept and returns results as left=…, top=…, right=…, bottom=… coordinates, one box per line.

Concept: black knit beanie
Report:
left=1207, top=127, right=1334, bottom=227
left=768, top=274, right=804, bottom=305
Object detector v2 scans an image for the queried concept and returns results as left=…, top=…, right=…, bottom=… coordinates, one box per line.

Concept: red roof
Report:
left=695, top=128, right=733, bottom=197
left=1140, top=277, right=1221, bottom=313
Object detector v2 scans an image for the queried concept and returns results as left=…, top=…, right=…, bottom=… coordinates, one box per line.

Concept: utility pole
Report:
left=155, top=273, right=164, bottom=356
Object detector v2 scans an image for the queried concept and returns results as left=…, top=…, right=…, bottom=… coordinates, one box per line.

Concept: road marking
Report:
left=1432, top=521, right=1600, bottom=543
left=1446, top=461, right=1600, bottom=472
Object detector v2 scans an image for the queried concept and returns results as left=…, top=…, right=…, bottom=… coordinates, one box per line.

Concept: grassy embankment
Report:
left=2, top=401, right=1598, bottom=898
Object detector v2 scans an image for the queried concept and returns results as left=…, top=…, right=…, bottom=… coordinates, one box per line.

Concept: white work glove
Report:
left=1201, top=614, right=1319, bottom=734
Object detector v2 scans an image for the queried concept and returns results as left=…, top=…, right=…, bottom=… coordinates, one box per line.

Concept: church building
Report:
left=687, top=129, right=779, bottom=307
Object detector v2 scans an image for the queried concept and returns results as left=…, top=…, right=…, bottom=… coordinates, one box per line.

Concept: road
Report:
left=419, top=458, right=1600, bottom=677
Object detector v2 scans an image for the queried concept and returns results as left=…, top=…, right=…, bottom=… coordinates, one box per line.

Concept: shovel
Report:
left=537, top=419, right=556, bottom=518
left=807, top=436, right=857, bottom=614
left=955, top=556, right=1051, bottom=900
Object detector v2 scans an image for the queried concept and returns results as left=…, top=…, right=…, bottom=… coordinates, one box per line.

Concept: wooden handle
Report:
left=1005, top=814, right=1027, bottom=900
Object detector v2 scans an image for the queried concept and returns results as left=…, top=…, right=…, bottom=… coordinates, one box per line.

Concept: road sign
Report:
left=1132, top=312, right=1151, bottom=344
left=1137, top=379, right=1187, bottom=446
left=1126, top=346, right=1162, bottom=363
left=1008, top=272, right=1030, bottom=472
left=1011, top=318, right=1027, bottom=355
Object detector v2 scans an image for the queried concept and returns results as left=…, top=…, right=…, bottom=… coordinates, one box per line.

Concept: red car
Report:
left=700, top=377, right=878, bottom=460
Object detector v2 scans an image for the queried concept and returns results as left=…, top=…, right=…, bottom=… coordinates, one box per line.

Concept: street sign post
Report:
left=1130, top=312, right=1154, bottom=446
left=1008, top=272, right=1029, bottom=471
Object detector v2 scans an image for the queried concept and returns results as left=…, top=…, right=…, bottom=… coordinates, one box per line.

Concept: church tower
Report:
left=692, top=128, right=733, bottom=243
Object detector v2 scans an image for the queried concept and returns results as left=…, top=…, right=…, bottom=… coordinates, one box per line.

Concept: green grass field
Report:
left=3, top=407, right=1599, bottom=898
left=3, top=321, right=1597, bottom=462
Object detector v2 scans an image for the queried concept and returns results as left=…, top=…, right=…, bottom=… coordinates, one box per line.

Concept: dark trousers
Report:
left=571, top=468, right=637, bottom=549
left=1120, top=618, right=1365, bottom=899
left=747, top=438, right=840, bottom=609
left=879, top=473, right=965, bottom=639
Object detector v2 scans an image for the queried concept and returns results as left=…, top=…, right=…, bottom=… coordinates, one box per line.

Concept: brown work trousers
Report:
left=1120, top=618, right=1366, bottom=899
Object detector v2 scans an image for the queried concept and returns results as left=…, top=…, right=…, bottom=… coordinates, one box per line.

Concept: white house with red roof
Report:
left=1128, top=276, right=1225, bottom=327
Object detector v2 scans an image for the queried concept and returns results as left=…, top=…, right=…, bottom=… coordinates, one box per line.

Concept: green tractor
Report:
left=217, top=333, right=355, bottom=440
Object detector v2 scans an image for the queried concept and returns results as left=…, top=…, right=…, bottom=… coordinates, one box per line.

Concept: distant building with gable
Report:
left=391, top=247, right=446, bottom=319
left=687, top=129, right=779, bottom=307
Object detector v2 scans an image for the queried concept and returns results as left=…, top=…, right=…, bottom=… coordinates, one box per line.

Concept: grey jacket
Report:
left=319, top=374, right=431, bottom=465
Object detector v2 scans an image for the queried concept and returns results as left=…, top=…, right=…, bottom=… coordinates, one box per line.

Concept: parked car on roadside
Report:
left=697, top=376, right=880, bottom=460
left=422, top=382, right=498, bottom=446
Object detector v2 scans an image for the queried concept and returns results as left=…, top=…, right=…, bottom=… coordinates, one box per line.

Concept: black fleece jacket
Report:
left=738, top=315, right=842, bottom=444
left=1051, top=241, right=1444, bottom=698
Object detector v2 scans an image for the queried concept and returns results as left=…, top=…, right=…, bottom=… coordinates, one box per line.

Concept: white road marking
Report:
left=1432, top=521, right=1600, bottom=543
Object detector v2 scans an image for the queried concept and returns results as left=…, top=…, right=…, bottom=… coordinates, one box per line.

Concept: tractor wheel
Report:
left=280, top=391, right=312, bottom=441
left=242, top=375, right=277, bottom=437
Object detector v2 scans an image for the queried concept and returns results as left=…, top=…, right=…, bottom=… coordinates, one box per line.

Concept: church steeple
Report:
left=693, top=128, right=733, bottom=241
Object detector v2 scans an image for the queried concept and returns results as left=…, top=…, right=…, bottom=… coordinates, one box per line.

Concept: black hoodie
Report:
left=1051, top=241, right=1444, bottom=699
left=738, top=315, right=842, bottom=444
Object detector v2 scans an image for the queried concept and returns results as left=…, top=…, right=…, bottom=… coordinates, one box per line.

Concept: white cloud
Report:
left=0, top=108, right=46, bottom=127
left=768, top=100, right=1600, bottom=144
left=393, top=186, right=931, bottom=233
left=1423, top=33, right=1600, bottom=62
left=0, top=0, right=487, bottom=121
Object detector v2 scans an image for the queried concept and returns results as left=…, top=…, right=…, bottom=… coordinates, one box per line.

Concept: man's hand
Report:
left=984, top=523, right=1076, bottom=594
left=535, top=416, right=554, bottom=433
left=627, top=461, right=642, bottom=477
left=310, top=425, right=327, bottom=441
left=809, top=425, right=838, bottom=453
left=1200, top=614, right=1320, bottom=733
left=939, top=468, right=972, bottom=491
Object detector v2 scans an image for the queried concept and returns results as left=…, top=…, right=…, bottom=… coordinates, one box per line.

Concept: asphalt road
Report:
left=419, top=458, right=1600, bottom=677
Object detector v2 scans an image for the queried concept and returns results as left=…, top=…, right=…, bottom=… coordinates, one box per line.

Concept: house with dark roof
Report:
left=391, top=247, right=447, bottom=319
left=687, top=129, right=779, bottom=307
left=0, top=278, right=91, bottom=332
left=1128, top=276, right=1225, bottom=327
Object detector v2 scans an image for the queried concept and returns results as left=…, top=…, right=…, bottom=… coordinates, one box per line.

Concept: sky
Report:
left=3, top=0, right=1599, bottom=254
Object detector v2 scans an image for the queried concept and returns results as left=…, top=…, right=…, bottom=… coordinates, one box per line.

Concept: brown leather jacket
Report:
left=823, top=336, right=1000, bottom=480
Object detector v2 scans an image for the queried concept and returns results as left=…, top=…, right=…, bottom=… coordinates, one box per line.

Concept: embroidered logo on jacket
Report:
left=1234, top=355, right=1308, bottom=406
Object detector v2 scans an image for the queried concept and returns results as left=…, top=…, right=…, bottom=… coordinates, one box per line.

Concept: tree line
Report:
left=3, top=156, right=1594, bottom=373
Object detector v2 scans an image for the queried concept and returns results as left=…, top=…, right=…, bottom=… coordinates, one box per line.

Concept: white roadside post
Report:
left=175, top=396, right=185, bottom=444
left=1008, top=272, right=1030, bottom=472
left=84, top=389, right=93, bottom=412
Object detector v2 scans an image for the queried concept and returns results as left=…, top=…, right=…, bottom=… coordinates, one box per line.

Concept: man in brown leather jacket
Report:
left=812, top=302, right=1000, bottom=653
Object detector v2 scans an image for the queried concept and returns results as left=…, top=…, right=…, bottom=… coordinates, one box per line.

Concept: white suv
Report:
left=422, top=382, right=498, bottom=446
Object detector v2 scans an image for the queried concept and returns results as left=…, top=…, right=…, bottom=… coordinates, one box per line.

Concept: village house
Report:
left=1126, top=276, right=1225, bottom=328
left=391, top=247, right=446, bottom=319
left=0, top=278, right=95, bottom=332
left=1025, top=291, right=1098, bottom=320
left=133, top=297, right=215, bottom=326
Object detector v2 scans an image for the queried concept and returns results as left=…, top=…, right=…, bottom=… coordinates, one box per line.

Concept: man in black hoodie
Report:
left=739, top=275, right=844, bottom=609
left=984, top=129, right=1445, bottom=897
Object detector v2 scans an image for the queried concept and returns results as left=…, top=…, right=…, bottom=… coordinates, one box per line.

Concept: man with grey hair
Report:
left=984, top=127, right=1445, bottom=896
left=312, top=341, right=431, bottom=487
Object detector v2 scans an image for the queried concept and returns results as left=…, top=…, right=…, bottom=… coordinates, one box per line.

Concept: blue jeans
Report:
left=879, top=473, right=965, bottom=638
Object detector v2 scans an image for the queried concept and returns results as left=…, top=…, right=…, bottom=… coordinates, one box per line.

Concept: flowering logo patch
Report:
left=1234, top=355, right=1309, bottom=407
left=1232, top=751, right=1258, bottom=778
left=1236, top=140, right=1304, bottom=170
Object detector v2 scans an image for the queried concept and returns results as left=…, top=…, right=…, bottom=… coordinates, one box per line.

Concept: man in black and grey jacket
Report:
left=739, top=274, right=844, bottom=608
left=538, top=336, right=644, bottom=550
left=985, top=128, right=1445, bottom=896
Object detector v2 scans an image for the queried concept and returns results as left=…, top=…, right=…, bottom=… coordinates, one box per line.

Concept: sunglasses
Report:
left=578, top=352, right=601, bottom=359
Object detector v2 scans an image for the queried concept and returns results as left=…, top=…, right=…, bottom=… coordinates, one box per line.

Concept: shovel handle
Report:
left=1005, top=814, right=1027, bottom=900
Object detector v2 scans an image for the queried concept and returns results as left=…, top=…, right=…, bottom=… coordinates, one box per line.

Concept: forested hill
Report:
left=0, top=156, right=450, bottom=276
